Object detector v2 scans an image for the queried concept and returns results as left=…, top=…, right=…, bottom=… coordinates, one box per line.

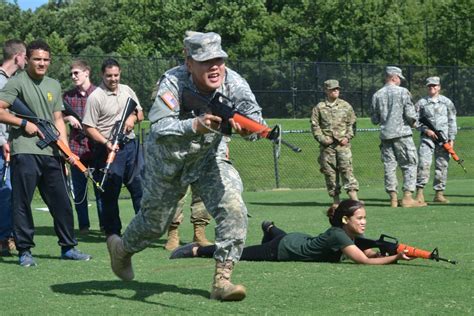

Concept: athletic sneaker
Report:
left=169, top=242, right=198, bottom=259
left=61, top=248, right=92, bottom=261
left=19, top=251, right=37, bottom=267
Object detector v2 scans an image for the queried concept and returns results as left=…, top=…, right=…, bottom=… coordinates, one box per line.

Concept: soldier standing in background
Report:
left=311, top=79, right=359, bottom=206
left=164, top=188, right=212, bottom=251
left=415, top=76, right=457, bottom=204
left=371, top=66, right=427, bottom=208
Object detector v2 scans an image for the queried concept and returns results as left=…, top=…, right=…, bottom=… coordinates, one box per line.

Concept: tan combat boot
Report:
left=106, top=234, right=134, bottom=281
left=416, top=187, right=425, bottom=203
left=164, top=225, right=180, bottom=251
left=389, top=191, right=398, bottom=207
left=434, top=191, right=449, bottom=203
left=348, top=190, right=359, bottom=200
left=210, top=260, right=246, bottom=301
left=193, top=224, right=212, bottom=246
left=401, top=191, right=427, bottom=208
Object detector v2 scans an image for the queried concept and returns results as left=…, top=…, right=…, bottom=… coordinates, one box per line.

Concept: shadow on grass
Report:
left=34, top=226, right=166, bottom=248
left=50, top=280, right=209, bottom=309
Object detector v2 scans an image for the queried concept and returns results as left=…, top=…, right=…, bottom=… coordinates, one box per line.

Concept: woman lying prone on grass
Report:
left=170, top=199, right=415, bottom=264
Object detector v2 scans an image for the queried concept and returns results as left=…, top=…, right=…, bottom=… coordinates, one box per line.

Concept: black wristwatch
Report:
left=20, top=119, right=27, bottom=129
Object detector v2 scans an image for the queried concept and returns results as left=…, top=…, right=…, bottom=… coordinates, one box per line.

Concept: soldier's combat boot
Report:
left=401, top=191, right=427, bottom=208
left=348, top=190, right=358, bottom=200
left=434, top=190, right=449, bottom=203
left=107, top=234, right=134, bottom=281
left=210, top=260, right=246, bottom=301
left=332, top=195, right=340, bottom=207
left=193, top=224, right=212, bottom=246
left=389, top=191, right=398, bottom=207
left=416, top=187, right=425, bottom=203
left=164, top=225, right=180, bottom=251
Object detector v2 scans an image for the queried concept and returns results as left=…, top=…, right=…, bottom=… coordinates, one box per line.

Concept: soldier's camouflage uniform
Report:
left=311, top=98, right=359, bottom=196
left=371, top=83, right=418, bottom=193
left=416, top=95, right=457, bottom=191
left=122, top=65, right=264, bottom=263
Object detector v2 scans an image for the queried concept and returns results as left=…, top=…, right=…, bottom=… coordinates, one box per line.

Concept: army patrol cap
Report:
left=385, top=66, right=406, bottom=80
left=324, top=79, right=340, bottom=90
left=184, top=31, right=228, bottom=62
left=426, top=76, right=440, bottom=86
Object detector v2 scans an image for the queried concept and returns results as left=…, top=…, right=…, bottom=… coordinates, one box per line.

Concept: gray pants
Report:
left=416, top=137, right=449, bottom=191
left=380, top=136, right=418, bottom=193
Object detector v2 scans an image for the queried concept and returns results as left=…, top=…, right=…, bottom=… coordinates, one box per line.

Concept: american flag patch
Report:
left=160, top=91, right=179, bottom=110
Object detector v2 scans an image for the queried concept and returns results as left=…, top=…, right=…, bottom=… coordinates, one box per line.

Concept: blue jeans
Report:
left=94, top=140, right=143, bottom=235
left=71, top=167, right=103, bottom=230
left=0, top=149, right=12, bottom=240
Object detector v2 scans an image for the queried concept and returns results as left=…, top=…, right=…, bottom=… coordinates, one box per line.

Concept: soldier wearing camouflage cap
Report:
left=311, top=79, right=359, bottom=206
left=371, top=66, right=427, bottom=208
left=106, top=31, right=266, bottom=301
left=415, top=76, right=457, bottom=204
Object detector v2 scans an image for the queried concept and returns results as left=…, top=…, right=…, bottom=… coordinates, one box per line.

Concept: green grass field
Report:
left=2, top=178, right=473, bottom=315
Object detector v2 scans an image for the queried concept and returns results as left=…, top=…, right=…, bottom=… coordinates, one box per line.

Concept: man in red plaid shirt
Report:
left=63, top=59, right=102, bottom=234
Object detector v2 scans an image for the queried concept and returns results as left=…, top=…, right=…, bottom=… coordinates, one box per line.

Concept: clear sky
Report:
left=9, top=0, right=49, bottom=11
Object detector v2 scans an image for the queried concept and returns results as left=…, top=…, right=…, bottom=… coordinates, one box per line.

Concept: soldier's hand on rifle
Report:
left=24, top=121, right=45, bottom=139
left=425, top=129, right=438, bottom=140
left=229, top=118, right=253, bottom=137
left=193, top=114, right=222, bottom=134
left=339, top=137, right=349, bottom=146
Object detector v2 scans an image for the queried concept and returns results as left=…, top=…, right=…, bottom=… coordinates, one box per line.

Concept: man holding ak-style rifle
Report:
left=0, top=40, right=91, bottom=267
left=83, top=58, right=144, bottom=238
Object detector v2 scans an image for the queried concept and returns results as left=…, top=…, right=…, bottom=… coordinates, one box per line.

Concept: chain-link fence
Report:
left=229, top=127, right=474, bottom=192
left=50, top=56, right=474, bottom=118
left=30, top=58, right=473, bottom=204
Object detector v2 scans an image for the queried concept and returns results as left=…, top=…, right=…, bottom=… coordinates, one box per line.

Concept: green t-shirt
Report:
left=277, top=226, right=354, bottom=262
left=0, top=71, right=63, bottom=156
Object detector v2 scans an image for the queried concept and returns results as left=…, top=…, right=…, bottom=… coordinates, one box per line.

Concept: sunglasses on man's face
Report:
left=70, top=70, right=83, bottom=76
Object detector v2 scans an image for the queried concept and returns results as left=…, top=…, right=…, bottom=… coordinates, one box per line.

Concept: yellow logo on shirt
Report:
left=47, top=92, right=53, bottom=102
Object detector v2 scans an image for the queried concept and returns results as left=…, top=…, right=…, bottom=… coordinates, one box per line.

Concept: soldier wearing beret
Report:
left=371, top=66, right=427, bottom=208
left=106, top=31, right=266, bottom=301
left=415, top=76, right=457, bottom=204
left=311, top=79, right=359, bottom=206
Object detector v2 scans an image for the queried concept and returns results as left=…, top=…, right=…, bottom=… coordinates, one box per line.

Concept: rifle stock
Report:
left=98, top=97, right=138, bottom=190
left=181, top=87, right=302, bottom=153
left=418, top=116, right=466, bottom=172
left=355, top=234, right=457, bottom=264
left=10, top=98, right=102, bottom=191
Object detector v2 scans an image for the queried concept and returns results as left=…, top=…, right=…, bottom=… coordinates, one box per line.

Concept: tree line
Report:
left=1, top=0, right=473, bottom=66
